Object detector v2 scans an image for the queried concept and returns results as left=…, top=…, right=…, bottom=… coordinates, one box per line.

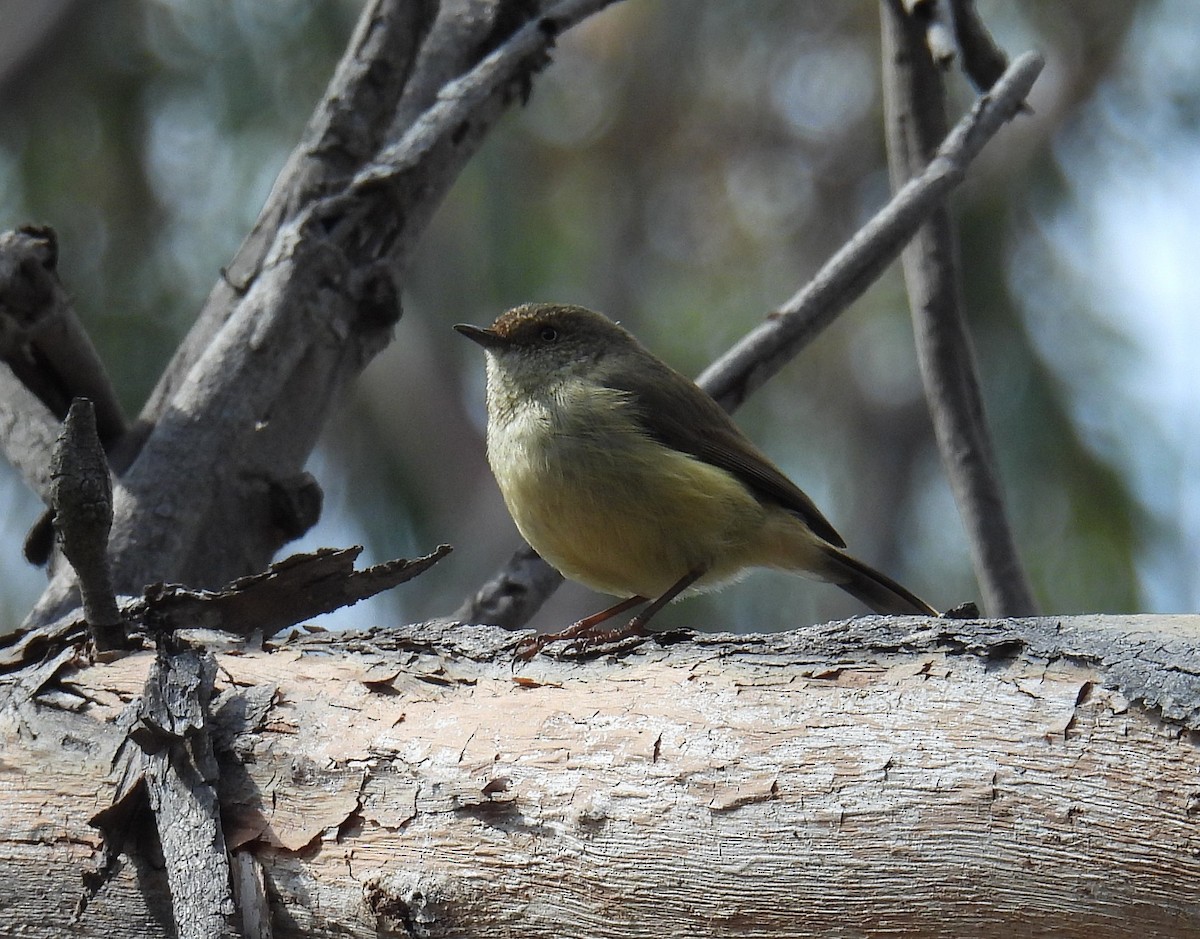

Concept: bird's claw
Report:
left=513, top=622, right=649, bottom=663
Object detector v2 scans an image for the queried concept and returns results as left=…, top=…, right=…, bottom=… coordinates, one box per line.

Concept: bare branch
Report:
left=0, top=361, right=59, bottom=501
left=0, top=226, right=127, bottom=448
left=132, top=0, right=619, bottom=448
left=881, top=0, right=1037, bottom=616
left=949, top=0, right=1012, bottom=93
left=124, top=0, right=439, bottom=450
left=904, top=0, right=959, bottom=67
left=9, top=613, right=1199, bottom=934
left=141, top=544, right=452, bottom=639
left=898, top=1, right=1015, bottom=96
left=697, top=50, right=1042, bottom=409
left=454, top=542, right=564, bottom=630
left=0, top=545, right=451, bottom=671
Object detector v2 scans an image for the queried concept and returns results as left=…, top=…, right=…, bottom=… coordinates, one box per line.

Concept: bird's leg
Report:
left=565, top=567, right=705, bottom=653
left=514, top=594, right=647, bottom=661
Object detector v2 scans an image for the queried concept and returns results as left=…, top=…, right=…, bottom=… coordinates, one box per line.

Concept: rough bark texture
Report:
left=23, top=0, right=621, bottom=629
left=2, top=615, right=1198, bottom=937
left=135, top=645, right=237, bottom=939
left=0, top=545, right=452, bottom=672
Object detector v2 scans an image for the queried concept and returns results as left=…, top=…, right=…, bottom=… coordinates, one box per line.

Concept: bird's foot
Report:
left=514, top=619, right=648, bottom=662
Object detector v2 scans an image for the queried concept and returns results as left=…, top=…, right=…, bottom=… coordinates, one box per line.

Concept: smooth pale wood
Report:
left=1, top=616, right=1198, bottom=938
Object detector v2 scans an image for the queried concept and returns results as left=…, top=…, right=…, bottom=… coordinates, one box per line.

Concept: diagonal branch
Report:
left=696, top=49, right=1042, bottom=409
left=122, top=0, right=441, bottom=452
left=25, top=0, right=623, bottom=628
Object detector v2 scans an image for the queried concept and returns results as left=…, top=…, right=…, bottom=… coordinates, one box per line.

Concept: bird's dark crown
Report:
left=489, top=303, right=636, bottom=349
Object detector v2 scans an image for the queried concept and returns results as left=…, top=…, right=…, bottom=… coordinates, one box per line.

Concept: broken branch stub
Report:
left=50, top=398, right=129, bottom=652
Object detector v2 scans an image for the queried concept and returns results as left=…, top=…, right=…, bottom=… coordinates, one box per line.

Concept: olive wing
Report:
left=599, top=358, right=846, bottom=548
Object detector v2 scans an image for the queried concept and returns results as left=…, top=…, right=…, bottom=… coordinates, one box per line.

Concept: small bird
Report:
left=456, top=303, right=936, bottom=656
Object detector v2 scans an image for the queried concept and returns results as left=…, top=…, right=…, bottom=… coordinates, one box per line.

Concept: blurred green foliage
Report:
left=3, top=0, right=1181, bottom=631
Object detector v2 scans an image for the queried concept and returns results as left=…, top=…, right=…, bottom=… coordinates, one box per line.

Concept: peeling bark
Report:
left=135, top=645, right=237, bottom=939
left=0, top=545, right=451, bottom=670
left=1, top=615, right=1198, bottom=937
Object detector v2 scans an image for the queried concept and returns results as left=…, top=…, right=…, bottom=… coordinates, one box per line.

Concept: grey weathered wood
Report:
left=2, top=615, right=1198, bottom=937
left=24, top=0, right=622, bottom=629
left=0, top=362, right=60, bottom=502
left=140, top=544, right=452, bottom=638
left=137, top=645, right=237, bottom=939
left=0, top=546, right=450, bottom=670
left=231, top=850, right=273, bottom=939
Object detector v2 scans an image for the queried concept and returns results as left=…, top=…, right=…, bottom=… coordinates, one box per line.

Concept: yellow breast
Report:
left=486, top=381, right=773, bottom=599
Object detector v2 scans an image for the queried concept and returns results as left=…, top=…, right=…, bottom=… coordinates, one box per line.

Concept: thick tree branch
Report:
left=3, top=615, right=1199, bottom=935
left=130, top=0, right=618, bottom=450
left=0, top=361, right=59, bottom=502
left=24, top=0, right=623, bottom=629
left=0, top=226, right=126, bottom=447
left=462, top=50, right=1044, bottom=629
left=123, top=0, right=440, bottom=455
left=881, top=0, right=1037, bottom=616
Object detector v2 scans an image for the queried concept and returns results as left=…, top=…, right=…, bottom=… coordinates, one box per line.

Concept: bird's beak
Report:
left=454, top=323, right=508, bottom=350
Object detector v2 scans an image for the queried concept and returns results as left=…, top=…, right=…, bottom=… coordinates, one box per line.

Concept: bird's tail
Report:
left=819, top=544, right=937, bottom=616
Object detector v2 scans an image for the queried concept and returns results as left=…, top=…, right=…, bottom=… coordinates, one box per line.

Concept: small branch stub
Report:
left=50, top=397, right=129, bottom=652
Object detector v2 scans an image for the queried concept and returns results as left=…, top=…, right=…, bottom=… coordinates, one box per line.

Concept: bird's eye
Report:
left=539, top=326, right=559, bottom=343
